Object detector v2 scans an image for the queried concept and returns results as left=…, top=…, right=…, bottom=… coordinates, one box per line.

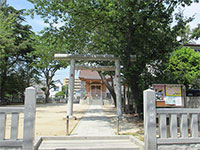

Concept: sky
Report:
left=6, top=0, right=74, bottom=82
left=6, top=0, right=200, bottom=82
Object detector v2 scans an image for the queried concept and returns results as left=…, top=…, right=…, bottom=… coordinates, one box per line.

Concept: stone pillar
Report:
left=115, top=59, right=122, bottom=117
left=23, top=87, right=36, bottom=150
left=68, top=59, right=75, bottom=116
left=143, top=89, right=157, bottom=150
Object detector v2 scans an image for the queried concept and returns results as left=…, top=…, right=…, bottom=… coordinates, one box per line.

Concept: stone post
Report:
left=115, top=59, right=122, bottom=117
left=23, top=87, right=36, bottom=150
left=100, top=85, right=104, bottom=105
left=144, top=89, right=157, bottom=150
left=68, top=59, right=75, bottom=116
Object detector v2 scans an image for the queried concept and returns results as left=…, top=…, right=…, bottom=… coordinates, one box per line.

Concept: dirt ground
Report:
left=35, top=103, right=88, bottom=137
left=103, top=105, right=144, bottom=141
left=5, top=103, right=88, bottom=139
left=4, top=103, right=144, bottom=141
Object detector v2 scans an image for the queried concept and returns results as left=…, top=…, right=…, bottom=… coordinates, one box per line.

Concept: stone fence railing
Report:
left=144, top=89, right=200, bottom=150
left=0, top=87, right=36, bottom=150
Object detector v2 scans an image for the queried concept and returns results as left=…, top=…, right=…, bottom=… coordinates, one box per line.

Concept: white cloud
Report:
left=34, top=19, right=49, bottom=28
left=53, top=22, right=65, bottom=28
left=184, top=3, right=200, bottom=29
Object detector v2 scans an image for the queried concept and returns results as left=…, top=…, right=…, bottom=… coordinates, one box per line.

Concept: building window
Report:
left=54, top=86, right=59, bottom=91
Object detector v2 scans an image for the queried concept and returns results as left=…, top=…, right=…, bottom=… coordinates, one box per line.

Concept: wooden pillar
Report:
left=115, top=59, right=122, bottom=117
left=68, top=59, right=75, bottom=116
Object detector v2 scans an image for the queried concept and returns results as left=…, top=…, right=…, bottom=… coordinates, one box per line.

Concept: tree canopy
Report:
left=28, top=0, right=200, bottom=112
left=30, top=32, right=68, bottom=102
left=191, top=24, right=200, bottom=40
left=168, top=47, right=200, bottom=88
left=0, top=4, right=35, bottom=100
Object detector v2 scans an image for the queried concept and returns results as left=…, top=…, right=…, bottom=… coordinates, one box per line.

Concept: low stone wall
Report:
left=0, top=147, right=22, bottom=150
left=158, top=144, right=200, bottom=150
left=185, top=96, right=200, bottom=108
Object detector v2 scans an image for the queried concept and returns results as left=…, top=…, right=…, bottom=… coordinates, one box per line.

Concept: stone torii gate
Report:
left=54, top=54, right=136, bottom=118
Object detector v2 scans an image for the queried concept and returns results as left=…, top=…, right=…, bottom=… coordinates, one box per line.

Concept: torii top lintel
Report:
left=76, top=65, right=116, bottom=71
left=54, top=54, right=136, bottom=61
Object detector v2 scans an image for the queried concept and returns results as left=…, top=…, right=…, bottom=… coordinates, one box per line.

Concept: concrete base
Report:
left=81, top=98, right=113, bottom=105
left=91, top=100, right=103, bottom=105
left=79, top=99, right=87, bottom=105
left=103, top=99, right=113, bottom=105
left=34, top=136, right=144, bottom=150
left=86, top=98, right=92, bottom=105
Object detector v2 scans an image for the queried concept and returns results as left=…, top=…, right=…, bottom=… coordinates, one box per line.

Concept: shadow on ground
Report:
left=103, top=105, right=144, bottom=141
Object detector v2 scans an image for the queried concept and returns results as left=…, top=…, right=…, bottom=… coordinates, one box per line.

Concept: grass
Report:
left=119, top=131, right=144, bottom=142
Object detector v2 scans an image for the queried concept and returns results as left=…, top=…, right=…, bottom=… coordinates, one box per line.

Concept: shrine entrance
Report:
left=91, top=84, right=101, bottom=99
left=55, top=54, right=136, bottom=118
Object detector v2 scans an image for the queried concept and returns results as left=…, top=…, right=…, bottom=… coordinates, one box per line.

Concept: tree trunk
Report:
left=130, top=74, right=142, bottom=113
left=0, top=56, right=8, bottom=100
left=45, top=75, right=50, bottom=103
left=0, top=70, right=6, bottom=100
left=98, top=72, right=116, bottom=107
left=123, top=84, right=126, bottom=113
left=45, top=88, right=50, bottom=103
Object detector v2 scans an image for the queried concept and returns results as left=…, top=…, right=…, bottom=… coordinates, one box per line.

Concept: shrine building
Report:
left=79, top=70, right=111, bottom=100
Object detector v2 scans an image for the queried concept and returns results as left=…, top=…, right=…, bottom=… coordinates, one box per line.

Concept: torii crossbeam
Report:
left=76, top=65, right=116, bottom=71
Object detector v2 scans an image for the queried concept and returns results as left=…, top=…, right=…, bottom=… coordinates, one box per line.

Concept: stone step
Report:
left=35, top=136, right=142, bottom=150
left=91, top=100, right=103, bottom=105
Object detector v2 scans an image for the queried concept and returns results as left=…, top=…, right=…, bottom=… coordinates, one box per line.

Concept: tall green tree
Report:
left=0, top=3, right=34, bottom=100
left=28, top=0, right=199, bottom=112
left=31, top=33, right=68, bottom=103
left=167, top=47, right=200, bottom=88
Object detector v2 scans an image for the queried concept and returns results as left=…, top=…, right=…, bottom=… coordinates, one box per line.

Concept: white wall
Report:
left=49, top=82, right=62, bottom=98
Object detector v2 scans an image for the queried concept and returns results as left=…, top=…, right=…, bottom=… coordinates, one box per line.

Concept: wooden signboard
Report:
left=153, top=84, right=185, bottom=107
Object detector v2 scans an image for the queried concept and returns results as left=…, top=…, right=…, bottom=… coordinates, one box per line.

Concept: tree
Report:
left=62, top=85, right=68, bottom=98
left=191, top=24, right=200, bottom=40
left=0, top=4, right=34, bottom=100
left=55, top=91, right=65, bottom=99
left=177, top=25, right=195, bottom=44
left=167, top=47, right=200, bottom=88
left=28, top=0, right=199, bottom=112
left=98, top=71, right=116, bottom=106
left=30, top=33, right=68, bottom=103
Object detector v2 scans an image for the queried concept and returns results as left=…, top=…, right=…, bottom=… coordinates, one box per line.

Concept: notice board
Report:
left=152, top=84, right=185, bottom=107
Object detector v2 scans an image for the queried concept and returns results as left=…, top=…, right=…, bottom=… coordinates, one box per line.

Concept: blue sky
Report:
left=7, top=0, right=47, bottom=32
left=7, top=0, right=200, bottom=82
left=7, top=0, right=71, bottom=82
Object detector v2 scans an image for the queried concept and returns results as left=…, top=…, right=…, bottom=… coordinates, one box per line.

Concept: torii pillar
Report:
left=115, top=59, right=122, bottom=117
left=68, top=59, right=75, bottom=116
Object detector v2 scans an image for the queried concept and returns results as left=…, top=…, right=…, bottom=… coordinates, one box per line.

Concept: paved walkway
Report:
left=71, top=105, right=115, bottom=136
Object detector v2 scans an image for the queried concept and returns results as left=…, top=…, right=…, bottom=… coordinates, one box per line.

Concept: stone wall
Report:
left=185, top=97, right=200, bottom=108
left=0, top=147, right=22, bottom=150
left=158, top=144, right=200, bottom=150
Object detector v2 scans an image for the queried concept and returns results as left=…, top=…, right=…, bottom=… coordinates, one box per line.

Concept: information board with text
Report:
left=153, top=84, right=185, bottom=107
